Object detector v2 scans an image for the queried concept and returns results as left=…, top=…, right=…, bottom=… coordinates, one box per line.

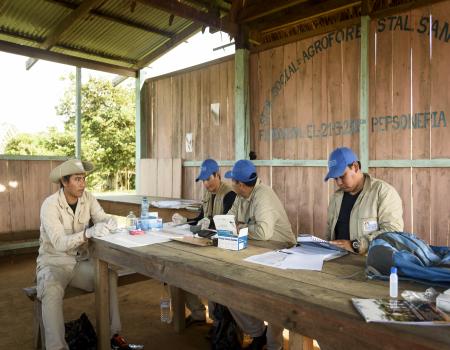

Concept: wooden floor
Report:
left=0, top=252, right=212, bottom=349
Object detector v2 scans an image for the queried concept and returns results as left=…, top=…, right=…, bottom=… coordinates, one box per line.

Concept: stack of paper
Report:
left=244, top=236, right=347, bottom=271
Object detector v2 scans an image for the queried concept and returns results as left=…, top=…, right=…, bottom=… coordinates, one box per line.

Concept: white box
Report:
left=217, top=227, right=248, bottom=251
left=436, top=293, right=450, bottom=313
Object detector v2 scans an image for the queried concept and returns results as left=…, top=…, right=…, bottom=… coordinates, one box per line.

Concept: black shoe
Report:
left=245, top=327, right=267, bottom=350
left=185, top=315, right=206, bottom=328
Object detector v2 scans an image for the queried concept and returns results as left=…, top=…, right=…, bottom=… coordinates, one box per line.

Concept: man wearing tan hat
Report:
left=37, top=159, right=130, bottom=350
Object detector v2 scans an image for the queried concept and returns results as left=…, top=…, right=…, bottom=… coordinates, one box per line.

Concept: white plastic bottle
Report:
left=160, top=283, right=171, bottom=323
left=389, top=266, right=398, bottom=298
left=141, top=196, right=149, bottom=218
left=126, top=211, right=137, bottom=232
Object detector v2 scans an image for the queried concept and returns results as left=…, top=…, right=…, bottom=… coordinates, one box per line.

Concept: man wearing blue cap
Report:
left=225, top=159, right=296, bottom=350
left=324, top=147, right=404, bottom=254
left=172, top=158, right=236, bottom=326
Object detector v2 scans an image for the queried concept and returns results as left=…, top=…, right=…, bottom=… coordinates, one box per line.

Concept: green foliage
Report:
left=4, top=74, right=136, bottom=192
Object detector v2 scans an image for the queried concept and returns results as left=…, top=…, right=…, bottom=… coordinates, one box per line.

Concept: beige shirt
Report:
left=227, top=179, right=296, bottom=245
left=326, top=173, right=404, bottom=254
left=37, top=189, right=110, bottom=268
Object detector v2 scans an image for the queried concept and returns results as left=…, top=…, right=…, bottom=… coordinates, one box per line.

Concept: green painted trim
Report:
left=183, top=160, right=235, bottom=167
left=234, top=49, right=250, bottom=160
left=184, top=159, right=450, bottom=168
left=135, top=71, right=141, bottom=193
left=0, top=240, right=39, bottom=252
left=369, top=159, right=450, bottom=167
left=0, top=155, right=69, bottom=160
left=76, top=67, right=82, bottom=159
left=359, top=15, right=370, bottom=173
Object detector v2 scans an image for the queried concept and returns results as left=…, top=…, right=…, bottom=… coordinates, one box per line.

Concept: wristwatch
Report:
left=351, top=239, right=360, bottom=253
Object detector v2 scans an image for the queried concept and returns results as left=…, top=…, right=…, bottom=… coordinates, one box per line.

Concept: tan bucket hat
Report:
left=49, top=159, right=95, bottom=183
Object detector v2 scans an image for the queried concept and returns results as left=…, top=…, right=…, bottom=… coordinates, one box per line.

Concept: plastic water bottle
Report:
left=141, top=196, right=149, bottom=218
left=160, top=283, right=171, bottom=323
left=389, top=266, right=398, bottom=298
left=126, top=211, right=137, bottom=232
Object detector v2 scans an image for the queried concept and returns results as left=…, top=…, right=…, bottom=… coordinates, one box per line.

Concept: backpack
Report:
left=211, top=304, right=242, bottom=350
left=65, top=313, right=97, bottom=350
left=366, top=232, right=450, bottom=287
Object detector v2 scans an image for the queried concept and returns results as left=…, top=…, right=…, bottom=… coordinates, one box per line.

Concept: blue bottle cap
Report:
left=391, top=266, right=397, bottom=274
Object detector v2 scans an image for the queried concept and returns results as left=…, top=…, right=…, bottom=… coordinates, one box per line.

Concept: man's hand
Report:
left=198, top=217, right=210, bottom=230
left=105, top=216, right=118, bottom=231
left=85, top=222, right=110, bottom=238
left=172, top=213, right=187, bottom=225
left=329, top=239, right=354, bottom=252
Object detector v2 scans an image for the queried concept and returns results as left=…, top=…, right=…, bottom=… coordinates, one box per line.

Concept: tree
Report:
left=5, top=74, right=136, bottom=192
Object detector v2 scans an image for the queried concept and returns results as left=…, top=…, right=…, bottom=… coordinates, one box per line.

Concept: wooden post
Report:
left=234, top=26, right=250, bottom=161
left=95, top=258, right=110, bottom=350
left=135, top=70, right=142, bottom=193
left=75, top=66, right=82, bottom=159
left=289, top=332, right=315, bottom=350
left=169, top=285, right=186, bottom=333
left=359, top=15, right=370, bottom=172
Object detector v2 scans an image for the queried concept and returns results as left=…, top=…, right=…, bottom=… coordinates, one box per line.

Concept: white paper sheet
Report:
left=244, top=249, right=324, bottom=270
left=97, top=229, right=171, bottom=247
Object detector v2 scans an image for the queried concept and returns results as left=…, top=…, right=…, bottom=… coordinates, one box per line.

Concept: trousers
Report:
left=230, top=308, right=284, bottom=350
left=37, top=259, right=121, bottom=350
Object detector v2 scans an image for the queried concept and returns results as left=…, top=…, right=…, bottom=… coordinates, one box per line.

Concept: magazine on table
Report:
left=352, top=298, right=450, bottom=326
left=298, top=234, right=349, bottom=254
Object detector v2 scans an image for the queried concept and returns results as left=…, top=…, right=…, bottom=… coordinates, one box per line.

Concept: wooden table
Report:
left=92, top=238, right=450, bottom=350
left=96, top=194, right=200, bottom=222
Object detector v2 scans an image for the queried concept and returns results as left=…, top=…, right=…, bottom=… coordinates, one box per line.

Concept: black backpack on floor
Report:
left=211, top=304, right=242, bottom=350
left=65, top=312, right=97, bottom=350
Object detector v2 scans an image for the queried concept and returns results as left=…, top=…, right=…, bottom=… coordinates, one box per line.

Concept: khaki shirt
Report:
left=202, top=181, right=234, bottom=218
left=326, top=173, right=404, bottom=254
left=37, top=189, right=110, bottom=269
left=227, top=179, right=296, bottom=245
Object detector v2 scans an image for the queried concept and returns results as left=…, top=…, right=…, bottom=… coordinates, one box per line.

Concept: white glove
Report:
left=172, top=213, right=187, bottom=225
left=85, top=222, right=110, bottom=238
left=198, top=217, right=210, bottom=230
left=105, top=216, right=118, bottom=231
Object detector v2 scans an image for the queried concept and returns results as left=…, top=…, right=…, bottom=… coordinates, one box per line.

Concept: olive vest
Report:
left=202, top=182, right=233, bottom=218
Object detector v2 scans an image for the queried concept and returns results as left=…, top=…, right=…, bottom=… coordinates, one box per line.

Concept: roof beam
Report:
left=45, top=0, right=174, bottom=38
left=237, top=0, right=310, bottom=23
left=26, top=0, right=104, bottom=70
left=0, top=40, right=137, bottom=77
left=252, top=0, right=361, bottom=33
left=134, top=23, right=201, bottom=70
left=136, top=0, right=237, bottom=35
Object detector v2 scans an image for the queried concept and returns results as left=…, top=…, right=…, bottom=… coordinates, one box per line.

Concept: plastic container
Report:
left=389, top=266, right=398, bottom=298
left=160, top=283, right=171, bottom=323
left=126, top=211, right=137, bottom=232
left=141, top=196, right=149, bottom=218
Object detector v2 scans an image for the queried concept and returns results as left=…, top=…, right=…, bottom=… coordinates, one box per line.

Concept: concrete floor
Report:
left=0, top=252, right=212, bottom=349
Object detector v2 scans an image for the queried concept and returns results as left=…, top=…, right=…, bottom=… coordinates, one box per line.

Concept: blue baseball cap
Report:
left=225, top=160, right=257, bottom=182
left=324, top=147, right=359, bottom=181
left=196, top=159, right=219, bottom=182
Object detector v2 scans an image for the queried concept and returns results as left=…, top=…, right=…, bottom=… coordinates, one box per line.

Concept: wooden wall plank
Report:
left=283, top=42, right=298, bottom=160
left=8, top=160, right=26, bottom=232
left=296, top=38, right=314, bottom=160
left=171, top=76, right=183, bottom=159
left=156, top=78, right=173, bottom=159
left=430, top=168, right=450, bottom=246
left=392, top=10, right=412, bottom=160
left=370, top=20, right=393, bottom=160
left=430, top=1, right=450, bottom=158
left=0, top=160, right=12, bottom=234
left=412, top=168, right=431, bottom=241
left=201, top=66, right=212, bottom=160
left=139, top=158, right=158, bottom=196
left=271, top=46, right=285, bottom=160
left=412, top=6, right=432, bottom=159
left=172, top=158, right=182, bottom=198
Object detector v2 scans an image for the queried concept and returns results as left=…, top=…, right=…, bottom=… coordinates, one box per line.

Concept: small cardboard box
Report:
left=217, top=227, right=248, bottom=251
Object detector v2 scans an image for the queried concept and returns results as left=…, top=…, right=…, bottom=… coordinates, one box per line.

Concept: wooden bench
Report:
left=23, top=270, right=149, bottom=350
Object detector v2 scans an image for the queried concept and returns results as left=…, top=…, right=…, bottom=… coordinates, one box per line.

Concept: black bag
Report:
left=211, top=304, right=242, bottom=350
left=65, top=313, right=97, bottom=350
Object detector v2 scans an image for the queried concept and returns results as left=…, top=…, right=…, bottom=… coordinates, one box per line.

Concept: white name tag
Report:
left=363, top=220, right=378, bottom=232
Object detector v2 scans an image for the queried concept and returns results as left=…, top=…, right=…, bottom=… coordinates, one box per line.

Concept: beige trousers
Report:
left=37, top=260, right=121, bottom=350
